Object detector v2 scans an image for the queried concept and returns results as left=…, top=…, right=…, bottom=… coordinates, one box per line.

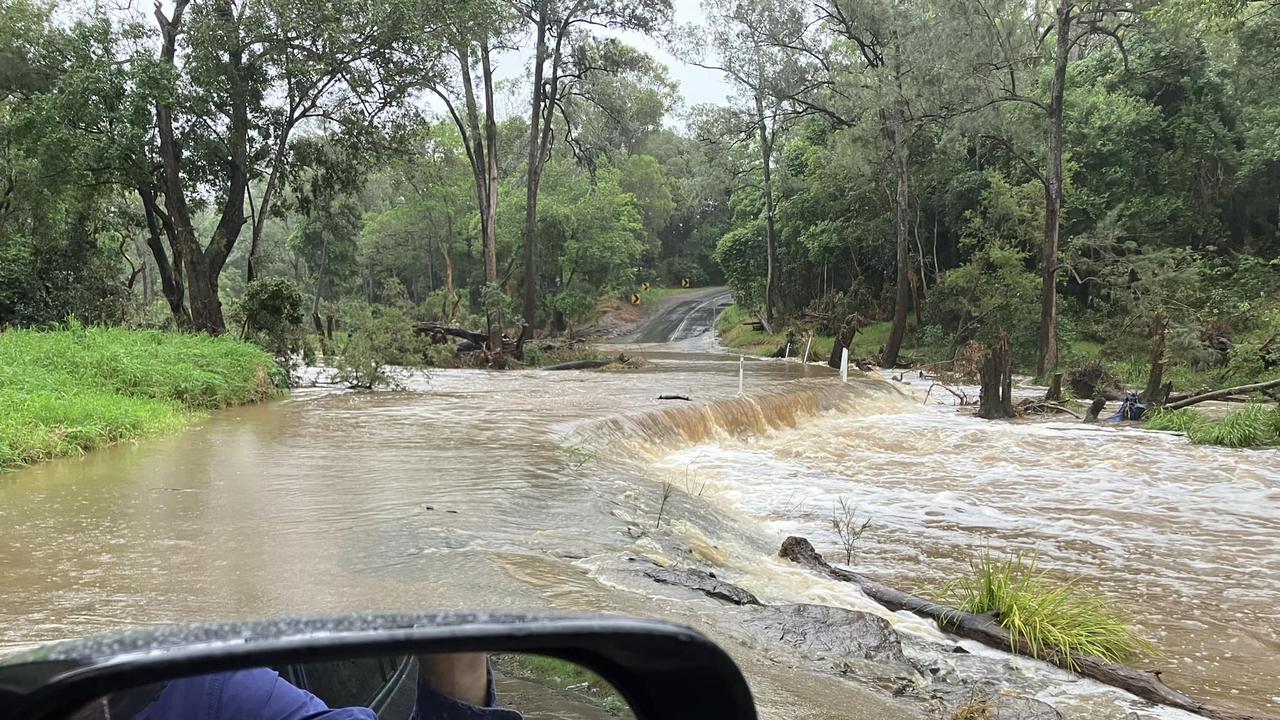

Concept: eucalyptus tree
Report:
left=511, top=0, right=673, bottom=346
left=766, top=0, right=983, bottom=366
left=957, top=0, right=1144, bottom=375
left=682, top=0, right=816, bottom=325
left=418, top=0, right=521, bottom=348
left=139, top=0, right=449, bottom=333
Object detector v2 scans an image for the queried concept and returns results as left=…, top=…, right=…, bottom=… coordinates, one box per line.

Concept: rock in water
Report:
left=745, top=603, right=906, bottom=664
left=644, top=567, right=762, bottom=606
left=991, top=696, right=1063, bottom=720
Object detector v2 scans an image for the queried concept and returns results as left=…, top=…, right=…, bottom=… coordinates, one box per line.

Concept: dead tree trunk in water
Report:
left=828, top=315, right=863, bottom=369
left=1046, top=372, right=1064, bottom=402
left=1143, top=310, right=1168, bottom=404
left=979, top=334, right=1015, bottom=419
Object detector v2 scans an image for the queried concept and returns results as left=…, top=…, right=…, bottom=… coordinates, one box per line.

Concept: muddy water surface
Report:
left=1, top=312, right=1277, bottom=718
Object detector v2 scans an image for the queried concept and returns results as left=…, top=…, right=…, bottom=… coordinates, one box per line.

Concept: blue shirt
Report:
left=128, top=668, right=522, bottom=720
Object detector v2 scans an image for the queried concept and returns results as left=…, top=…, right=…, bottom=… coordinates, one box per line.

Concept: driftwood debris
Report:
left=414, top=322, right=489, bottom=348
left=657, top=394, right=692, bottom=401
left=1018, top=399, right=1082, bottom=418
left=542, top=359, right=612, bottom=371
left=924, top=382, right=973, bottom=406
left=778, top=536, right=1273, bottom=720
left=1164, top=377, right=1280, bottom=410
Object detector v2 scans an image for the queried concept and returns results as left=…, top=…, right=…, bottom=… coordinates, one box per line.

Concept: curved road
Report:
left=621, top=287, right=733, bottom=344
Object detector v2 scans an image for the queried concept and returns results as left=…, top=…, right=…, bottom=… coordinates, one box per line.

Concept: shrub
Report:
left=1142, top=408, right=1207, bottom=433
left=924, top=244, right=1040, bottom=365
left=1186, top=404, right=1279, bottom=448
left=806, top=290, right=871, bottom=336
left=941, top=551, right=1153, bottom=668
left=240, top=277, right=305, bottom=359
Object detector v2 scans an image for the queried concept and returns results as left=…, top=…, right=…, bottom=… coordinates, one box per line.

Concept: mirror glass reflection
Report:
left=71, top=652, right=636, bottom=720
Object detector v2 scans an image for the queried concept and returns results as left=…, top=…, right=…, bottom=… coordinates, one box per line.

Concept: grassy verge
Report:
left=0, top=325, right=280, bottom=470
left=940, top=552, right=1153, bottom=668
left=714, top=304, right=897, bottom=362
left=1144, top=404, right=1280, bottom=448
left=491, top=653, right=629, bottom=716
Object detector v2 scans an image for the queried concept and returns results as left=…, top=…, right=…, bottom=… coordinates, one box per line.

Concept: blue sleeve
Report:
left=213, top=669, right=377, bottom=719
left=135, top=667, right=522, bottom=720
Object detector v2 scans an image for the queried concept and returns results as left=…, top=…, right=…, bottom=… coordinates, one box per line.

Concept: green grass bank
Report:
left=714, top=304, right=891, bottom=360
left=0, top=325, right=281, bottom=470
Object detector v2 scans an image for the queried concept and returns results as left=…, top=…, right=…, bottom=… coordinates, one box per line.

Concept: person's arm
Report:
left=413, top=654, right=521, bottom=720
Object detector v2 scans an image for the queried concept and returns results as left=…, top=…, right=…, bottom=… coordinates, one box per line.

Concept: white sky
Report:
left=486, top=2, right=735, bottom=125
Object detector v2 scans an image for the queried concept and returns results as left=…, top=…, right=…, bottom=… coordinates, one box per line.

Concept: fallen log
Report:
left=414, top=322, right=489, bottom=347
left=756, top=311, right=775, bottom=336
left=1164, top=377, right=1280, bottom=410
left=541, top=359, right=611, bottom=371
left=778, top=536, right=1273, bottom=720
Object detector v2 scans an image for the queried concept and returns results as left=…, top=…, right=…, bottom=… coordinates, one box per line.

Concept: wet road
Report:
left=619, top=288, right=732, bottom=344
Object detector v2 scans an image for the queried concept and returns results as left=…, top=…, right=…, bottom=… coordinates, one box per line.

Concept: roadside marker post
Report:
left=840, top=348, right=849, bottom=382
left=738, top=355, right=745, bottom=395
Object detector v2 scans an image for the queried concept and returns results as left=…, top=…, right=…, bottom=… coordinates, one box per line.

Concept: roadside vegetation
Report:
left=0, top=325, right=280, bottom=470
left=1145, top=405, right=1280, bottom=448
left=491, top=653, right=629, bottom=717
left=941, top=552, right=1153, bottom=668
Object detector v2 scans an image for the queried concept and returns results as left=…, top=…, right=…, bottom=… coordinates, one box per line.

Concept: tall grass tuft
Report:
left=941, top=552, right=1154, bottom=669
left=0, top=325, right=279, bottom=470
left=1142, top=407, right=1208, bottom=433
left=1186, top=404, right=1279, bottom=448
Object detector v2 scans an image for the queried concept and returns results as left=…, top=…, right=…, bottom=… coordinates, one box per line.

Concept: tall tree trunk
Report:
left=755, top=92, right=779, bottom=326
left=882, top=121, right=911, bottom=368
left=136, top=184, right=190, bottom=327
left=311, top=231, right=331, bottom=320
left=1143, top=310, right=1168, bottom=404
left=246, top=134, right=290, bottom=283
left=480, top=44, right=500, bottom=349
left=1037, top=1, right=1072, bottom=377
left=441, top=214, right=455, bottom=322
left=151, top=0, right=244, bottom=335
left=453, top=42, right=501, bottom=349
left=520, top=5, right=550, bottom=347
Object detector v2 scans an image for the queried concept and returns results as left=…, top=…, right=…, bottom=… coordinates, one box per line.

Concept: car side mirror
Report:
left=0, top=613, right=758, bottom=720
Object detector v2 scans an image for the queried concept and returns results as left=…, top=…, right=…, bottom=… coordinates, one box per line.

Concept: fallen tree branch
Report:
left=541, top=359, right=611, bottom=371
left=756, top=311, right=775, bottom=335
left=1018, top=399, right=1083, bottom=419
left=1164, top=377, right=1280, bottom=410
left=778, top=536, right=1272, bottom=720
left=924, top=382, right=971, bottom=406
left=414, top=322, right=489, bottom=347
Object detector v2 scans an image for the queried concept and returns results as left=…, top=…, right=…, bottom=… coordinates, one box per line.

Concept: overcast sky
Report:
left=485, top=3, right=735, bottom=125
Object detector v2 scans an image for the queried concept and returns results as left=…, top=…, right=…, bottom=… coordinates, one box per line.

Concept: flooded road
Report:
left=1, top=296, right=1277, bottom=718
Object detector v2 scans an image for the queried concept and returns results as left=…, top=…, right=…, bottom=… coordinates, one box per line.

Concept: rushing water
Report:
left=1, top=303, right=1277, bottom=718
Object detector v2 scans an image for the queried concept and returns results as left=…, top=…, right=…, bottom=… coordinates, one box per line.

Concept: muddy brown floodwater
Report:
left=0, top=298, right=1276, bottom=719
